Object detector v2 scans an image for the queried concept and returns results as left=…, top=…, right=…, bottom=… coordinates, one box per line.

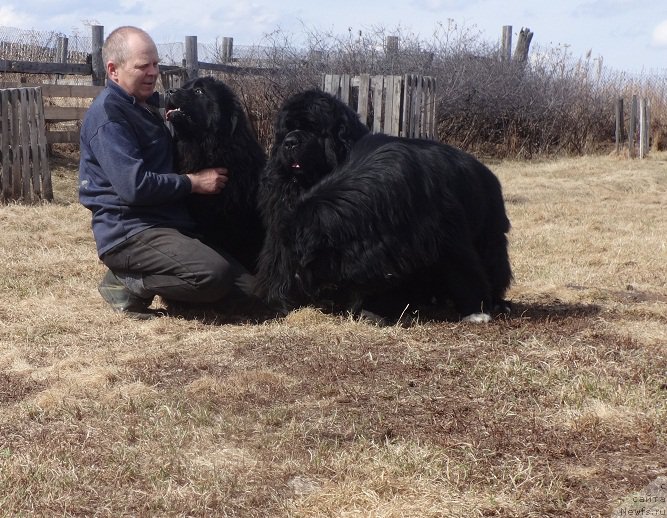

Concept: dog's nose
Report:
left=283, top=133, right=300, bottom=150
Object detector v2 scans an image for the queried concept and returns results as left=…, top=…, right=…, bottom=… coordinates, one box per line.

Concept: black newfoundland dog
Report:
left=164, top=76, right=266, bottom=273
left=254, top=89, right=512, bottom=323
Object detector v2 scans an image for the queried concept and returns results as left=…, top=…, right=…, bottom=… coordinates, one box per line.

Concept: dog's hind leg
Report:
left=477, top=232, right=512, bottom=315
left=434, top=251, right=494, bottom=322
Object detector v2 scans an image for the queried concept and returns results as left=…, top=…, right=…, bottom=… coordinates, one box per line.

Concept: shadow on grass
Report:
left=156, top=294, right=603, bottom=327
left=508, top=299, right=602, bottom=321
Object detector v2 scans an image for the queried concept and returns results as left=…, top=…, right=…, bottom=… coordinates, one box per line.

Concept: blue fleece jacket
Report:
left=79, top=80, right=196, bottom=258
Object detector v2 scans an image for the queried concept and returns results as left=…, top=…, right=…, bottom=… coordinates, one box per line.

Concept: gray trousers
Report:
left=101, top=227, right=251, bottom=304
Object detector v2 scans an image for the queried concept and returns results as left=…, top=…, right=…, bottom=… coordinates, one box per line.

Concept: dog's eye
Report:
left=194, top=87, right=204, bottom=95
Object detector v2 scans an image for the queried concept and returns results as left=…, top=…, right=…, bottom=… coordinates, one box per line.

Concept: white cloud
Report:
left=0, top=5, right=33, bottom=27
left=651, top=19, right=667, bottom=47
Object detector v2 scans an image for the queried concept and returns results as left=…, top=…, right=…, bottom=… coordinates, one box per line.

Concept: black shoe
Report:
left=98, top=270, right=157, bottom=320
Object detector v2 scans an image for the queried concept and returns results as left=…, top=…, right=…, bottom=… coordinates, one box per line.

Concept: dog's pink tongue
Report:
left=165, top=108, right=179, bottom=121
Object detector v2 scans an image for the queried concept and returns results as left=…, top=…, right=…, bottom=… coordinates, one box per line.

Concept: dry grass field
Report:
left=0, top=149, right=666, bottom=517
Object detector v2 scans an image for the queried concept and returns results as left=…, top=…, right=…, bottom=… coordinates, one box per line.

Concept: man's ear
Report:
left=106, top=62, right=118, bottom=81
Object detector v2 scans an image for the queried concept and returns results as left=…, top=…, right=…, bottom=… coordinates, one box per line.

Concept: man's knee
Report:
left=194, top=256, right=236, bottom=302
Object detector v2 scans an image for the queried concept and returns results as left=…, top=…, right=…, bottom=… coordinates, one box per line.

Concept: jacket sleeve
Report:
left=88, top=119, right=192, bottom=205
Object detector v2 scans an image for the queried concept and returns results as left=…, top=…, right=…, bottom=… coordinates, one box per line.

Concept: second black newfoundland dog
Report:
left=254, top=89, right=513, bottom=323
left=165, top=76, right=266, bottom=273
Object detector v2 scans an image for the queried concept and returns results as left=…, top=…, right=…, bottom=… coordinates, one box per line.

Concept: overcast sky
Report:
left=1, top=0, right=666, bottom=74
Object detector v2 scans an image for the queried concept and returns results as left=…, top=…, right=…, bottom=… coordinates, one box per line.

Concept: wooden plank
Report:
left=28, top=88, right=41, bottom=200
left=322, top=74, right=337, bottom=95
left=427, top=77, right=437, bottom=139
left=40, top=84, right=103, bottom=98
left=371, top=75, right=383, bottom=134
left=419, top=77, right=428, bottom=138
left=0, top=83, right=102, bottom=98
left=340, top=74, right=351, bottom=105
left=330, top=74, right=341, bottom=97
left=419, top=76, right=428, bottom=138
left=35, top=88, right=52, bottom=200
left=10, top=89, right=21, bottom=200
left=2, top=59, right=281, bottom=81
left=411, top=76, right=422, bottom=138
left=383, top=75, right=395, bottom=135
left=383, top=76, right=402, bottom=136
left=0, top=89, right=10, bottom=201
left=46, top=129, right=80, bottom=144
left=402, top=75, right=412, bottom=137
left=0, top=59, right=91, bottom=75
left=20, top=88, right=31, bottom=202
left=194, top=61, right=281, bottom=76
left=357, top=74, right=370, bottom=128
left=43, top=105, right=89, bottom=121
left=391, top=75, right=403, bottom=137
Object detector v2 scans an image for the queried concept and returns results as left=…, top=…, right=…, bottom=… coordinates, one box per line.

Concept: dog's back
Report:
left=290, top=133, right=512, bottom=314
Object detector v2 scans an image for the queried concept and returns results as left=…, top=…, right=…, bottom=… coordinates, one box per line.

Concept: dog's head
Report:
left=165, top=76, right=240, bottom=141
left=271, top=89, right=369, bottom=188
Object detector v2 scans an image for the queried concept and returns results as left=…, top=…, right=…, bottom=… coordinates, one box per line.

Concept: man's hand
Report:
left=186, top=167, right=229, bottom=194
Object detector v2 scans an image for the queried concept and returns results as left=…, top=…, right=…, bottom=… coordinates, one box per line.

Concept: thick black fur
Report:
left=164, top=76, right=266, bottom=272
left=255, top=89, right=512, bottom=321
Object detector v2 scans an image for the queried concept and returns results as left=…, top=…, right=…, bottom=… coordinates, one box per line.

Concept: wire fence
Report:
left=3, top=24, right=667, bottom=157
left=0, top=25, right=267, bottom=66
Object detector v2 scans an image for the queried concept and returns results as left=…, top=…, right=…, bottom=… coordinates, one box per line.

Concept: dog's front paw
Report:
left=462, top=312, right=492, bottom=324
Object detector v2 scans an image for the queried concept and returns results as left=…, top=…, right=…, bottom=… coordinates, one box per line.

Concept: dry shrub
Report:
left=3, top=23, right=666, bottom=158
left=199, top=23, right=667, bottom=159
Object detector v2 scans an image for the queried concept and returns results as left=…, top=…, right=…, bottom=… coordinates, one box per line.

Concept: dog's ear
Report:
left=230, top=113, right=238, bottom=136
left=323, top=135, right=342, bottom=168
left=337, top=122, right=355, bottom=150
left=335, top=104, right=368, bottom=148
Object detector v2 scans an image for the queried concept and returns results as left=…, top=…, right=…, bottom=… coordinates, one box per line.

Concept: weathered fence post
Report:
left=639, top=97, right=649, bottom=159
left=501, top=25, right=512, bottom=61
left=56, top=36, right=68, bottom=63
left=615, top=97, right=624, bottom=153
left=222, top=37, right=233, bottom=63
left=385, top=36, right=399, bottom=55
left=513, top=27, right=533, bottom=65
left=629, top=94, right=638, bottom=158
left=185, top=36, right=198, bottom=80
left=91, top=25, right=105, bottom=86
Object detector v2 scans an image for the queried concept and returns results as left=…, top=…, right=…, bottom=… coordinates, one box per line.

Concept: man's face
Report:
left=108, top=33, right=159, bottom=103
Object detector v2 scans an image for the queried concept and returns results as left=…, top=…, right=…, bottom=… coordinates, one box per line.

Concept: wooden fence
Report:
left=322, top=73, right=436, bottom=139
left=0, top=87, right=52, bottom=202
left=0, top=24, right=437, bottom=205
left=615, top=95, right=651, bottom=159
left=0, top=83, right=102, bottom=145
left=0, top=27, right=264, bottom=144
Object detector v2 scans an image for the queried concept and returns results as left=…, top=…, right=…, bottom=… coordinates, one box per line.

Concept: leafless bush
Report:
left=218, top=22, right=667, bottom=158
left=432, top=44, right=616, bottom=157
left=2, top=22, right=665, bottom=158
